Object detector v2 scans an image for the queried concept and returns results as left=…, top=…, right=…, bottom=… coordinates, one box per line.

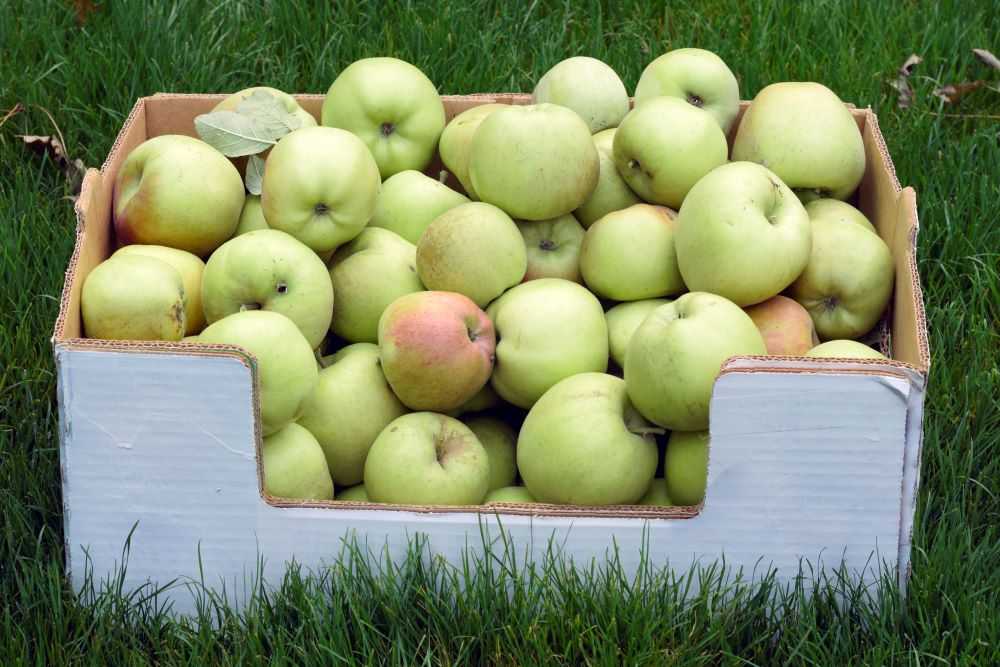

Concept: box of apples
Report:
left=53, top=49, right=929, bottom=611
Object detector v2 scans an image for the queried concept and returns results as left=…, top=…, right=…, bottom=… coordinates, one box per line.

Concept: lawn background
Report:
left=2, top=0, right=999, bottom=663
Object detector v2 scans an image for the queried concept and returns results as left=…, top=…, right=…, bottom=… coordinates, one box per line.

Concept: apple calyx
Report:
left=276, top=281, right=288, bottom=294
left=314, top=202, right=329, bottom=215
left=628, top=158, right=652, bottom=179
left=823, top=296, right=840, bottom=311
left=539, top=238, right=557, bottom=251
left=380, top=122, right=395, bottom=137
left=686, top=93, right=704, bottom=108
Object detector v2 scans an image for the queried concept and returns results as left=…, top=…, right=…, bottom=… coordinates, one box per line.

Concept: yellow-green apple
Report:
left=336, top=484, right=369, bottom=502
left=531, top=56, right=629, bottom=133
left=789, top=215, right=894, bottom=340
left=81, top=255, right=186, bottom=341
left=378, top=291, right=495, bottom=411
left=201, top=229, right=334, bottom=349
left=613, top=97, right=728, bottom=208
left=364, top=412, right=490, bottom=505
left=213, top=86, right=317, bottom=129
left=487, top=279, right=608, bottom=408
left=114, top=135, right=245, bottom=256
left=574, top=128, right=641, bottom=227
left=329, top=227, right=424, bottom=343
left=638, top=478, right=672, bottom=506
left=439, top=103, right=506, bottom=198
left=416, top=202, right=527, bottom=307
left=517, top=373, right=658, bottom=505
left=447, top=384, right=502, bottom=417
left=732, top=82, right=865, bottom=201
left=261, top=422, right=334, bottom=501
left=806, top=340, right=887, bottom=359
left=625, top=293, right=766, bottom=430
left=744, top=295, right=819, bottom=356
left=634, top=48, right=741, bottom=133
left=261, top=126, right=380, bottom=254
left=321, top=57, right=446, bottom=178
left=198, top=311, right=318, bottom=435
left=297, top=343, right=408, bottom=487
left=235, top=195, right=268, bottom=236
left=664, top=430, right=709, bottom=505
left=369, top=170, right=469, bottom=244
left=580, top=204, right=684, bottom=300
left=517, top=215, right=585, bottom=283
left=464, top=416, right=517, bottom=491
left=805, top=198, right=877, bottom=234
left=605, top=298, right=671, bottom=368
left=113, top=245, right=205, bottom=334
left=468, top=103, right=599, bottom=220
left=484, top=486, right=535, bottom=504
left=676, top=162, right=811, bottom=306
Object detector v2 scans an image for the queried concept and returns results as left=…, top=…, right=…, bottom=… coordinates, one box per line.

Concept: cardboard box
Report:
left=53, top=93, right=929, bottom=614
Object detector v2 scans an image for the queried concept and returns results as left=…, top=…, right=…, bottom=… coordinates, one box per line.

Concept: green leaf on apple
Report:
left=194, top=111, right=278, bottom=157
left=245, top=155, right=265, bottom=195
left=235, top=89, right=303, bottom=134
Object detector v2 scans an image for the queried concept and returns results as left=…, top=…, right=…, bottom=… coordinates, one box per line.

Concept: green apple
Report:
left=213, top=86, right=316, bottom=129
left=638, top=478, right=672, bottom=506
left=605, top=299, right=671, bottom=368
left=261, top=422, right=334, bottom=501
left=517, top=373, right=657, bottom=505
left=613, top=97, right=728, bottom=208
left=448, top=384, right=502, bottom=417
left=235, top=195, right=269, bottom=236
left=487, top=279, right=608, bottom=408
left=336, top=484, right=370, bottom=502
left=744, top=295, right=819, bottom=356
left=789, top=215, right=894, bottom=340
left=625, top=293, right=766, bottom=430
left=416, top=202, right=527, bottom=307
left=464, top=416, right=517, bottom=491
left=664, top=430, right=709, bottom=506
left=675, top=161, right=811, bottom=306
left=321, top=57, right=446, bottom=178
left=574, top=128, right=642, bottom=227
left=483, top=486, right=535, bottom=504
left=732, top=82, right=865, bottom=201
left=114, top=135, right=245, bottom=256
left=364, top=412, right=490, bottom=505
left=329, top=227, right=424, bottom=343
left=806, top=340, right=887, bottom=359
left=199, top=311, right=318, bottom=435
left=439, top=103, right=507, bottom=198
left=81, top=254, right=186, bottom=341
left=580, top=204, right=685, bottom=300
left=805, top=198, right=877, bottom=234
left=634, top=48, right=740, bottom=133
left=468, top=103, right=599, bottom=221
left=113, top=244, right=205, bottom=334
left=531, top=56, right=629, bottom=133
left=378, top=291, right=495, bottom=411
left=517, top=214, right=585, bottom=283
left=369, top=170, right=469, bottom=244
left=201, top=229, right=334, bottom=349
left=261, top=126, right=380, bottom=254
left=297, top=343, right=408, bottom=487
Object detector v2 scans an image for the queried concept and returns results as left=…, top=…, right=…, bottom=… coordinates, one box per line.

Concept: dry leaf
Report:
left=900, top=54, right=923, bottom=76
left=0, top=103, right=24, bottom=130
left=891, top=54, right=922, bottom=109
left=18, top=134, right=88, bottom=196
left=933, top=81, right=986, bottom=104
left=72, top=0, right=99, bottom=25
left=972, top=48, right=1000, bottom=71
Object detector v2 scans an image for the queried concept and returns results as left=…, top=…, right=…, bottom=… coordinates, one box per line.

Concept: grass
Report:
left=1, top=0, right=999, bottom=663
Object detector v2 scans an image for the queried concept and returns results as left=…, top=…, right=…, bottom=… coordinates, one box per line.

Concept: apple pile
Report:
left=81, top=49, right=895, bottom=508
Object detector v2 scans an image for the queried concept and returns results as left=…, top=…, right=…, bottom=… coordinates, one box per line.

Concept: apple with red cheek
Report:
left=744, top=295, right=819, bottom=356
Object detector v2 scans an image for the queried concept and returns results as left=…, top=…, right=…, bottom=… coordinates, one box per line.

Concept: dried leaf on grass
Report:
left=0, top=104, right=25, bottom=131
left=972, top=48, right=1000, bottom=71
left=890, top=54, right=922, bottom=109
left=72, top=0, right=99, bottom=25
left=933, top=80, right=986, bottom=104
left=16, top=106, right=88, bottom=198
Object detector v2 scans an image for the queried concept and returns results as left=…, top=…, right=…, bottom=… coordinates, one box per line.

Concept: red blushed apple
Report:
left=377, top=291, right=496, bottom=411
left=744, top=295, right=819, bottom=356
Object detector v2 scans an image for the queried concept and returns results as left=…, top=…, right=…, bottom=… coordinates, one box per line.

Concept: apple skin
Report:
left=297, top=343, right=408, bottom=487
left=364, top=412, right=491, bottom=505
left=516, top=214, right=585, bottom=283
left=378, top=291, right=496, bottom=412
left=625, top=293, right=767, bottom=430
left=468, top=103, right=599, bottom=221
left=638, top=478, right=672, bottom=506
left=805, top=198, right=877, bottom=235
left=447, top=384, right=502, bottom=417
left=201, top=229, right=334, bottom=349
left=261, top=126, right=380, bottom=254
left=235, top=195, right=269, bottom=236
left=113, top=245, right=206, bottom=334
left=634, top=48, right=741, bottom=133
left=744, top=295, right=819, bottom=356
left=81, top=254, right=186, bottom=341
left=439, top=104, right=507, bottom=199
left=676, top=161, right=812, bottom=306
left=517, top=373, right=658, bottom=505
left=487, top=279, right=609, bottom=408
left=789, top=216, right=894, bottom=340
left=199, top=311, right=318, bottom=436
left=574, top=128, right=642, bottom=228
left=321, top=57, right=446, bottom=178
left=664, top=430, right=709, bottom=506
left=605, top=299, right=671, bottom=368
left=464, top=416, right=517, bottom=491
left=214, top=86, right=317, bottom=129
left=531, top=56, right=629, bottom=133
left=369, top=170, right=469, bottom=244
left=732, top=82, right=865, bottom=201
left=329, top=227, right=424, bottom=343
left=806, top=340, right=887, bottom=359
left=416, top=202, right=527, bottom=307
left=336, top=484, right=369, bottom=502
left=580, top=204, right=685, bottom=300
left=613, top=97, right=728, bottom=209
left=484, top=486, right=536, bottom=504
left=261, top=422, right=334, bottom=501
left=114, top=135, right=245, bottom=257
